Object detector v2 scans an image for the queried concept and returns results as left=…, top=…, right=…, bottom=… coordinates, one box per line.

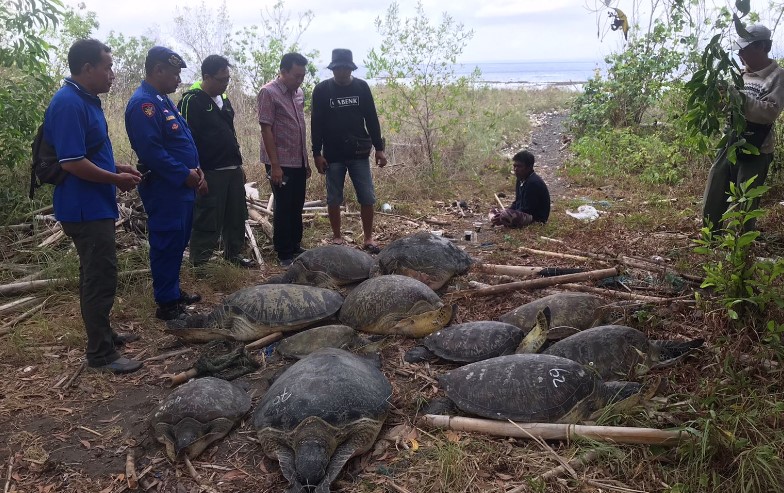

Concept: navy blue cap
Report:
left=146, top=46, right=187, bottom=69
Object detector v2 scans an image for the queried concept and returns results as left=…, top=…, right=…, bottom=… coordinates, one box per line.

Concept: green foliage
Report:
left=569, top=127, right=685, bottom=185
left=46, top=3, right=99, bottom=80
left=570, top=18, right=687, bottom=136
left=365, top=1, right=479, bottom=169
left=0, top=0, right=62, bottom=179
left=229, top=0, right=319, bottom=99
left=694, top=177, right=784, bottom=320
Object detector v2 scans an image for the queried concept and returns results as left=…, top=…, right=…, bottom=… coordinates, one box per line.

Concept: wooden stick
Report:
left=303, top=199, right=325, bottom=207
left=3, top=454, right=13, bottom=493
left=0, top=301, right=47, bottom=336
left=0, top=269, right=149, bottom=297
left=540, top=449, right=602, bottom=481
left=245, top=221, right=264, bottom=267
left=267, top=194, right=274, bottom=212
left=422, top=415, right=687, bottom=446
left=559, top=283, right=672, bottom=303
left=474, top=263, right=544, bottom=278
left=0, top=296, right=38, bottom=316
left=170, top=368, right=199, bottom=386
left=64, top=361, right=86, bottom=389
left=448, top=266, right=621, bottom=299
left=143, top=347, right=192, bottom=362
left=517, top=246, right=591, bottom=262
left=183, top=455, right=201, bottom=481
left=494, top=193, right=505, bottom=209
left=245, top=331, right=283, bottom=350
left=28, top=205, right=54, bottom=217
left=246, top=201, right=273, bottom=215
left=125, top=451, right=139, bottom=490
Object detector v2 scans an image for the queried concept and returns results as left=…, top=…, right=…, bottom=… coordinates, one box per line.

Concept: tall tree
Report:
left=172, top=0, right=232, bottom=70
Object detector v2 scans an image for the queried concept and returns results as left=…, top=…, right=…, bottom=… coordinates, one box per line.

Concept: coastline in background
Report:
left=317, top=59, right=605, bottom=89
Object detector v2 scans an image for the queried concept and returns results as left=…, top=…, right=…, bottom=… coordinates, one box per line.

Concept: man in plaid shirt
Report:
left=257, top=52, right=311, bottom=266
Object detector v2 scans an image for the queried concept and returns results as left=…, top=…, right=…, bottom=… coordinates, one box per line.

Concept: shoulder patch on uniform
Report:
left=171, top=123, right=180, bottom=131
left=165, top=115, right=176, bottom=121
left=142, top=103, right=155, bottom=117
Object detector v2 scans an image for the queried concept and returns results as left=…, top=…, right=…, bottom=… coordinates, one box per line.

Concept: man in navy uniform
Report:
left=46, top=39, right=143, bottom=373
left=125, top=46, right=203, bottom=320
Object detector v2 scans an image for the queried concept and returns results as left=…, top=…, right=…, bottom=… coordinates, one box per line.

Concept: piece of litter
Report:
left=566, top=204, right=601, bottom=221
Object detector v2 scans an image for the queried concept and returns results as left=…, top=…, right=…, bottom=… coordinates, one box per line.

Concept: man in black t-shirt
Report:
left=311, top=49, right=387, bottom=253
left=491, top=150, right=550, bottom=228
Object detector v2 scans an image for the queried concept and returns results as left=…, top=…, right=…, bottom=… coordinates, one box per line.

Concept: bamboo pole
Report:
left=245, top=331, right=283, bottom=350
left=448, top=266, right=622, bottom=299
left=494, top=193, right=505, bottom=209
left=245, top=221, right=264, bottom=267
left=0, top=296, right=38, bottom=316
left=0, top=269, right=149, bottom=296
left=559, top=283, right=672, bottom=303
left=248, top=209, right=274, bottom=239
left=422, top=415, right=687, bottom=446
left=474, top=263, right=546, bottom=278
left=517, top=246, right=591, bottom=262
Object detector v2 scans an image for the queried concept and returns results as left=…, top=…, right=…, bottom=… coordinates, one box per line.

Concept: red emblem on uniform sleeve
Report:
left=142, top=103, right=155, bottom=117
left=171, top=123, right=179, bottom=131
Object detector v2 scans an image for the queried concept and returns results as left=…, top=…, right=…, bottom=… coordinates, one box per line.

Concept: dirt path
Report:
left=527, top=111, right=570, bottom=202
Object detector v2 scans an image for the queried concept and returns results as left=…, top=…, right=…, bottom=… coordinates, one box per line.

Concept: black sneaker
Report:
left=156, top=301, right=186, bottom=321
left=231, top=257, right=257, bottom=268
left=178, top=290, right=202, bottom=305
left=89, top=357, right=143, bottom=374
left=112, top=333, right=140, bottom=347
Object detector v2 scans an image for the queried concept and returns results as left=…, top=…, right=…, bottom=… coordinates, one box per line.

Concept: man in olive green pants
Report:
left=178, top=54, right=253, bottom=268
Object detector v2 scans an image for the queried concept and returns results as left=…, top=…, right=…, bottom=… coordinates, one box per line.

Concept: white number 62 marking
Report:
left=549, top=368, right=568, bottom=388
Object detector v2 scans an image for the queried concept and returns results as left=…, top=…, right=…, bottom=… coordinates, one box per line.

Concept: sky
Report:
left=69, top=0, right=625, bottom=66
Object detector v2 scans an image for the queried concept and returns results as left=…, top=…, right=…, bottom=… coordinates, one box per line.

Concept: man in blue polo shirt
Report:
left=45, top=39, right=143, bottom=374
left=125, top=46, right=204, bottom=321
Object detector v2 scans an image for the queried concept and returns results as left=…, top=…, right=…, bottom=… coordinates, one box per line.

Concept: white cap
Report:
left=735, top=24, right=772, bottom=50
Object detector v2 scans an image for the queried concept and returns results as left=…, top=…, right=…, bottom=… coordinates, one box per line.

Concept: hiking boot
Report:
left=156, top=301, right=185, bottom=321
left=89, top=357, right=143, bottom=374
left=178, top=290, right=201, bottom=305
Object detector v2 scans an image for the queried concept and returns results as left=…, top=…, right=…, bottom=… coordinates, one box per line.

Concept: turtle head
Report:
left=294, top=439, right=329, bottom=488
left=172, top=418, right=208, bottom=459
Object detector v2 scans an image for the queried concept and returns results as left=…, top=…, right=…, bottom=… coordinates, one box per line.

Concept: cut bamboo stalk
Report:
left=248, top=209, right=274, bottom=239
left=494, top=193, right=505, bottom=209
left=422, top=415, right=687, bottom=446
left=539, top=449, right=602, bottom=481
left=0, top=269, right=149, bottom=296
left=518, top=246, right=591, bottom=262
left=38, top=229, right=66, bottom=248
left=303, top=199, right=325, bottom=207
left=448, top=266, right=621, bottom=299
left=143, top=347, right=191, bottom=362
left=267, top=194, right=274, bottom=212
left=245, top=221, right=264, bottom=267
left=170, top=368, right=199, bottom=386
left=0, top=296, right=38, bottom=316
left=125, top=451, right=138, bottom=489
left=0, top=301, right=47, bottom=336
left=474, top=263, right=545, bottom=278
left=245, top=331, right=283, bottom=350
left=1, top=223, right=33, bottom=232
left=559, top=283, right=672, bottom=302
left=28, top=205, right=54, bottom=217
left=247, top=202, right=273, bottom=215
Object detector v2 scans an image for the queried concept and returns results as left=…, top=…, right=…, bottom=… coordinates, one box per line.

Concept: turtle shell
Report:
left=439, top=353, right=598, bottom=422
left=422, top=321, right=524, bottom=363
left=277, top=325, right=361, bottom=359
left=167, top=285, right=345, bottom=342
left=339, top=275, right=449, bottom=336
left=544, top=325, right=650, bottom=379
left=377, top=231, right=473, bottom=289
left=283, top=245, right=377, bottom=287
left=252, top=348, right=391, bottom=431
left=151, top=377, right=251, bottom=425
left=498, top=293, right=605, bottom=336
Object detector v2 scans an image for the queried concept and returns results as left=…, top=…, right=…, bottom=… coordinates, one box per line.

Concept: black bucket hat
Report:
left=327, top=48, right=357, bottom=71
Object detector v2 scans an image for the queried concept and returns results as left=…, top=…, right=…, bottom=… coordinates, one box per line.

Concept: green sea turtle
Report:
left=277, top=325, right=371, bottom=359
left=377, top=231, right=473, bottom=289
left=498, top=293, right=605, bottom=337
left=439, top=353, right=642, bottom=423
left=165, top=285, right=344, bottom=343
left=544, top=325, right=704, bottom=379
left=253, top=348, right=392, bottom=493
left=339, top=274, right=453, bottom=337
left=150, top=377, right=251, bottom=460
left=404, top=308, right=551, bottom=363
left=266, top=245, right=377, bottom=289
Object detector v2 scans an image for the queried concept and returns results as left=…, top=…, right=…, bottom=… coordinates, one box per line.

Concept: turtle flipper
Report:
left=314, top=439, right=364, bottom=493
left=516, top=307, right=551, bottom=353
left=277, top=446, right=302, bottom=492
left=404, top=346, right=436, bottom=363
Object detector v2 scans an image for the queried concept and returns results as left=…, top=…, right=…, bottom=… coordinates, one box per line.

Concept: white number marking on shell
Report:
left=271, top=387, right=292, bottom=406
left=549, top=368, right=568, bottom=388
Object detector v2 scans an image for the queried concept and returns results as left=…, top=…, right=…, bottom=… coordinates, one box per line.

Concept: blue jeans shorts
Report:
left=325, top=158, right=376, bottom=206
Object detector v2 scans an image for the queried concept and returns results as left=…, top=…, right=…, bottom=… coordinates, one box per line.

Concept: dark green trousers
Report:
left=61, top=219, right=120, bottom=366
left=702, top=148, right=772, bottom=232
left=189, top=167, right=248, bottom=266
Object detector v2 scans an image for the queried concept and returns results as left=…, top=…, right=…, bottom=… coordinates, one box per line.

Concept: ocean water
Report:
left=318, top=60, right=604, bottom=89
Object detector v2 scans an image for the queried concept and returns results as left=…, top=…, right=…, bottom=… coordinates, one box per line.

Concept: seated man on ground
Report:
left=491, top=150, right=550, bottom=228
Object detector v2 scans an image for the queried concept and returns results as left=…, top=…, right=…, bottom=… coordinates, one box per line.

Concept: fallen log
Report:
left=448, top=266, right=622, bottom=299
left=422, top=415, right=687, bottom=446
